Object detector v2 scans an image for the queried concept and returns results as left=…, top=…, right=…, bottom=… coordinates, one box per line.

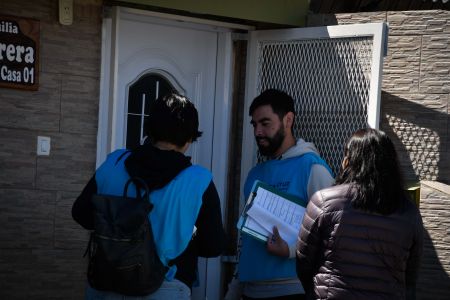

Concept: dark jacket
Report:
left=296, top=184, right=423, bottom=300
left=72, top=144, right=226, bottom=288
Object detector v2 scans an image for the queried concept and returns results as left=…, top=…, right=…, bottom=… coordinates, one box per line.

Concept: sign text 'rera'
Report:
left=0, top=15, right=39, bottom=90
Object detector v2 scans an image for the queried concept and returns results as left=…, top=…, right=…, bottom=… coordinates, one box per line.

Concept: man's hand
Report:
left=266, top=226, right=289, bottom=257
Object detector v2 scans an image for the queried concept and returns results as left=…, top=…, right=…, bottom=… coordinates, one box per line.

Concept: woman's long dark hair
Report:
left=335, top=128, right=406, bottom=215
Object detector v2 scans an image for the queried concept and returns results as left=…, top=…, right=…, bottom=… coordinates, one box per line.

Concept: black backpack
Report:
left=84, top=177, right=166, bottom=296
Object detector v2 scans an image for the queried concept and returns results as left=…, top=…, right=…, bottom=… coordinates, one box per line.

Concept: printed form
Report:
left=245, top=187, right=306, bottom=244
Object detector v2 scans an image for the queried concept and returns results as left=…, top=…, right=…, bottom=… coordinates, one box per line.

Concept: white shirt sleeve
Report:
left=307, top=164, right=334, bottom=200
left=288, top=244, right=297, bottom=258
left=288, top=165, right=333, bottom=259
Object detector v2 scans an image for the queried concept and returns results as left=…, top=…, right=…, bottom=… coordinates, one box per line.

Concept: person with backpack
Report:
left=72, top=92, right=226, bottom=299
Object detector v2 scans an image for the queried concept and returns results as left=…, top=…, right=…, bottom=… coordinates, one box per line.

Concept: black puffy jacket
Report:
left=296, top=184, right=423, bottom=300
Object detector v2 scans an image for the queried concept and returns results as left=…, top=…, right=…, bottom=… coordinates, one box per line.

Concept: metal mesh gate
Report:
left=257, top=37, right=373, bottom=176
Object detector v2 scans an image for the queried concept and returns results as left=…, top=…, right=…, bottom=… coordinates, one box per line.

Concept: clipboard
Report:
left=237, top=180, right=307, bottom=243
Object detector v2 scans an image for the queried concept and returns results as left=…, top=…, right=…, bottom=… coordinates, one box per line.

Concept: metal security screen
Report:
left=257, top=37, right=373, bottom=175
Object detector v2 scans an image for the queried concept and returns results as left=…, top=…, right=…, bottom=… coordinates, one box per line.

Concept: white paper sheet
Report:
left=245, top=186, right=306, bottom=244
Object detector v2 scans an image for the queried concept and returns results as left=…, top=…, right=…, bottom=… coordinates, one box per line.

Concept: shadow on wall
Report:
left=381, top=92, right=450, bottom=298
left=380, top=91, right=449, bottom=185
left=417, top=228, right=450, bottom=299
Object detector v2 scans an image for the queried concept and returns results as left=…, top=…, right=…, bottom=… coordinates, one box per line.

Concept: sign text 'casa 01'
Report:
left=0, top=15, right=39, bottom=90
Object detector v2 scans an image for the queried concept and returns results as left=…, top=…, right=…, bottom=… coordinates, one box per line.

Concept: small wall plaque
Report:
left=0, top=15, right=40, bottom=90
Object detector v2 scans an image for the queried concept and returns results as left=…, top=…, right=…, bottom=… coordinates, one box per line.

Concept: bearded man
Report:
left=237, top=89, right=334, bottom=300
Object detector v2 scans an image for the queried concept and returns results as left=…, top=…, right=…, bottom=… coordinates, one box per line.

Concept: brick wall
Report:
left=308, top=10, right=450, bottom=299
left=0, top=0, right=102, bottom=298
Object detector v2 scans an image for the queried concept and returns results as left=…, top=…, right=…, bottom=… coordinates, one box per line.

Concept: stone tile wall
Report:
left=419, top=182, right=450, bottom=299
left=0, top=0, right=102, bottom=298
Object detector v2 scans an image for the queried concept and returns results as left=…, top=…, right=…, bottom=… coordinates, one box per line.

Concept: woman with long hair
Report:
left=296, top=128, right=423, bottom=299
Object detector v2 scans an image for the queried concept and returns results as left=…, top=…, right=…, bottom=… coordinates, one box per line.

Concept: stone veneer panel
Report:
left=382, top=35, right=421, bottom=93
left=420, top=34, right=450, bottom=94
left=0, top=188, right=56, bottom=249
left=418, top=182, right=450, bottom=299
left=55, top=191, right=90, bottom=250
left=387, top=10, right=450, bottom=35
left=28, top=249, right=86, bottom=299
left=0, top=128, right=36, bottom=188
left=0, top=249, right=33, bottom=299
left=0, top=72, right=61, bottom=131
left=36, top=132, right=97, bottom=192
left=40, top=12, right=102, bottom=78
left=61, top=75, right=99, bottom=135
left=0, top=248, right=85, bottom=299
left=335, top=12, right=387, bottom=24
left=381, top=92, right=448, bottom=182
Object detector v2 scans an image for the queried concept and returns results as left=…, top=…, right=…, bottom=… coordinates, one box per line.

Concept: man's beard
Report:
left=256, top=127, right=285, bottom=157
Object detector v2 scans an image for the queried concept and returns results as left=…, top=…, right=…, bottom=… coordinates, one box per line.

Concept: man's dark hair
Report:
left=335, top=128, right=407, bottom=215
left=146, top=93, right=202, bottom=147
left=249, top=89, right=296, bottom=122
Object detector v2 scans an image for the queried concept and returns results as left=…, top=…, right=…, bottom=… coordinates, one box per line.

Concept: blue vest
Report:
left=95, top=149, right=212, bottom=279
left=238, top=152, right=331, bottom=282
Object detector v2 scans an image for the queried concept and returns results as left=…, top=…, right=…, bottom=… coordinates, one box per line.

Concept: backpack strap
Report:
left=83, top=232, right=94, bottom=258
left=115, top=150, right=131, bottom=165
left=124, top=177, right=153, bottom=212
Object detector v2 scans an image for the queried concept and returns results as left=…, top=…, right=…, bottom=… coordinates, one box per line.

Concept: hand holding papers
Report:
left=237, top=180, right=307, bottom=244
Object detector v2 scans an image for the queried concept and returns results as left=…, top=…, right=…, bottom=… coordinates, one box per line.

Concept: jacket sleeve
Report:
left=296, top=190, right=324, bottom=294
left=405, top=209, right=424, bottom=300
left=72, top=175, right=97, bottom=230
left=194, top=181, right=226, bottom=257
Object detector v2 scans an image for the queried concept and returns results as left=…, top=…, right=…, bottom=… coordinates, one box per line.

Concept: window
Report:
left=126, top=74, right=175, bottom=149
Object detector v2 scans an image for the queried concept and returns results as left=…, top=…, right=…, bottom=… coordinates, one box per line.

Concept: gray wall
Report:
left=0, top=0, right=102, bottom=298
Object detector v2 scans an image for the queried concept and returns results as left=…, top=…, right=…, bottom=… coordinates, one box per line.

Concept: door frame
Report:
left=97, top=6, right=251, bottom=299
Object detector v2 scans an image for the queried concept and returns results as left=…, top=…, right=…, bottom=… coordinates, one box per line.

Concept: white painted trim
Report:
left=96, top=17, right=110, bottom=167
left=207, top=31, right=234, bottom=300
left=366, top=23, right=387, bottom=129
left=109, top=7, right=121, bottom=158
left=239, top=30, right=259, bottom=211
left=97, top=7, right=120, bottom=167
left=121, top=7, right=255, bottom=31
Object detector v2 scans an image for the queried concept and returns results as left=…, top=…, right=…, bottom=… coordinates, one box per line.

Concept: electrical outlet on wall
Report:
left=59, top=0, right=73, bottom=25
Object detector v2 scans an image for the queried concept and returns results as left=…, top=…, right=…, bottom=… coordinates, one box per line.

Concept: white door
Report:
left=116, top=10, right=217, bottom=169
left=241, top=23, right=387, bottom=186
left=98, top=7, right=235, bottom=300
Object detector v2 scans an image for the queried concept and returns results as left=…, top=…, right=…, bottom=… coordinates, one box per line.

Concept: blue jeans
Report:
left=85, top=280, right=191, bottom=300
